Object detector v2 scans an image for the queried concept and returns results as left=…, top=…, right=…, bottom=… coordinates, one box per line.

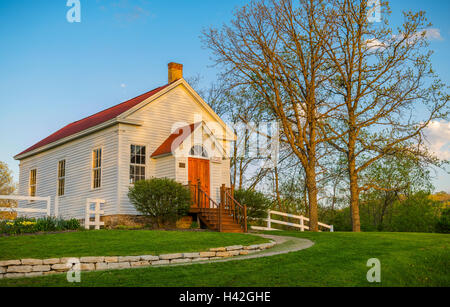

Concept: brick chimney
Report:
left=168, top=62, right=183, bottom=83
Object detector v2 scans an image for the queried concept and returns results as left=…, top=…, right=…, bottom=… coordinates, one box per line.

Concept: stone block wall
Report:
left=0, top=242, right=276, bottom=279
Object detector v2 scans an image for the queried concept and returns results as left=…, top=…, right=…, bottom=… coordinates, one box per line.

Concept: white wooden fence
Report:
left=85, top=199, right=105, bottom=230
left=0, top=195, right=51, bottom=217
left=253, top=210, right=334, bottom=232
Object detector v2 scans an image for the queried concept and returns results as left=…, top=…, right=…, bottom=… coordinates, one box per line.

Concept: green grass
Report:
left=0, top=231, right=448, bottom=287
left=0, top=230, right=268, bottom=260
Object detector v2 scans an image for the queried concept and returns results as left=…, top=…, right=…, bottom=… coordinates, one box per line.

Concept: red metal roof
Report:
left=16, top=84, right=169, bottom=158
left=151, top=123, right=201, bottom=158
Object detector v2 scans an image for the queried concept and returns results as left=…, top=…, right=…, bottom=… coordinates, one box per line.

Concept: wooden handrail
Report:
left=221, top=185, right=247, bottom=233
left=185, top=182, right=247, bottom=233
left=186, top=181, right=219, bottom=210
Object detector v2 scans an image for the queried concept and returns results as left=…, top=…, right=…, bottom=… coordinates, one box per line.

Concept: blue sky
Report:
left=0, top=0, right=449, bottom=192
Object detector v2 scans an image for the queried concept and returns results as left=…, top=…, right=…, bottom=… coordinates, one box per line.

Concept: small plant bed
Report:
left=0, top=217, right=80, bottom=236
left=0, top=230, right=269, bottom=261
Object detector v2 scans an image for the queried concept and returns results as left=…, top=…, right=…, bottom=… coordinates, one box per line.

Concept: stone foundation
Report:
left=100, top=215, right=195, bottom=230
left=176, top=216, right=193, bottom=229
left=101, top=215, right=153, bottom=229
left=0, top=242, right=276, bottom=279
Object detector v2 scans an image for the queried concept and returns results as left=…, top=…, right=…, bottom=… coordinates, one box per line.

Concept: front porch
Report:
left=187, top=182, right=247, bottom=233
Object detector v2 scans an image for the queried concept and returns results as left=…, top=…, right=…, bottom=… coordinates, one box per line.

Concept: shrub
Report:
left=436, top=207, right=450, bottom=234
left=63, top=218, right=81, bottom=230
left=234, top=189, right=271, bottom=220
left=128, top=178, right=192, bottom=227
left=385, top=192, right=440, bottom=233
left=322, top=208, right=353, bottom=232
left=34, top=217, right=57, bottom=232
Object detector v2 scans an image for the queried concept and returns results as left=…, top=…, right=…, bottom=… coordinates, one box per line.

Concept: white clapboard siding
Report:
left=18, top=126, right=119, bottom=219
left=210, top=161, right=223, bottom=203
left=222, top=159, right=232, bottom=188
left=175, top=157, right=188, bottom=185
left=154, top=156, right=176, bottom=179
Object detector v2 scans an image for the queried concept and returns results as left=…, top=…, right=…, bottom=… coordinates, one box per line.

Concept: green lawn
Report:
left=0, top=230, right=268, bottom=260
left=0, top=231, right=448, bottom=287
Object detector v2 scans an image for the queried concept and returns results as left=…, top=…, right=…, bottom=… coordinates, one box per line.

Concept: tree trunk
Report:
left=239, top=159, right=244, bottom=190
left=232, top=138, right=238, bottom=190
left=274, top=167, right=282, bottom=211
left=305, top=166, right=319, bottom=232
left=348, top=161, right=361, bottom=232
left=348, top=105, right=361, bottom=232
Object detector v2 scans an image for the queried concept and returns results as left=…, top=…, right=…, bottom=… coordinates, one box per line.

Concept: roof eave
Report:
left=151, top=153, right=173, bottom=159
left=14, top=118, right=143, bottom=161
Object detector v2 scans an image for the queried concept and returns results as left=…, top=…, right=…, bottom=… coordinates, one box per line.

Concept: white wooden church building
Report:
left=14, top=63, right=235, bottom=224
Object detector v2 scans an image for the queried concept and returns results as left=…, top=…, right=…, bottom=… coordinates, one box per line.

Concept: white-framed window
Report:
left=57, top=160, right=66, bottom=196
left=130, top=145, right=146, bottom=184
left=190, top=145, right=208, bottom=158
left=92, top=148, right=102, bottom=189
left=29, top=169, right=37, bottom=198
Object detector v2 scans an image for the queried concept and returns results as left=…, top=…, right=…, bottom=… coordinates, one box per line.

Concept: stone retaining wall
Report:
left=0, top=241, right=276, bottom=279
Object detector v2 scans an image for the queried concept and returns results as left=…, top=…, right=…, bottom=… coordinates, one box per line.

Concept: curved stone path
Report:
left=151, top=234, right=315, bottom=268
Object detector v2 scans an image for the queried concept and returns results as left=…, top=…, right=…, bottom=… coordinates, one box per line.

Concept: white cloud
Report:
left=365, top=28, right=443, bottom=51
left=365, top=38, right=387, bottom=50
left=393, top=28, right=444, bottom=44
left=425, top=120, right=450, bottom=160
left=120, top=83, right=127, bottom=88
left=115, top=5, right=151, bottom=22
left=97, top=0, right=153, bottom=22
left=422, top=28, right=443, bottom=41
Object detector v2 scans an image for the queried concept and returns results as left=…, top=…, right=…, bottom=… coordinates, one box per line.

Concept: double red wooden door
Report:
left=188, top=158, right=210, bottom=197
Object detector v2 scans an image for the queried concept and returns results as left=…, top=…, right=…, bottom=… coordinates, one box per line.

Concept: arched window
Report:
left=190, top=145, right=208, bottom=158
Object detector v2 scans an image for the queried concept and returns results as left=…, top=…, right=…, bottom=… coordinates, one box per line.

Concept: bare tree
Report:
left=0, top=161, right=17, bottom=220
left=203, top=0, right=337, bottom=231
left=317, top=0, right=449, bottom=231
left=188, top=75, right=277, bottom=191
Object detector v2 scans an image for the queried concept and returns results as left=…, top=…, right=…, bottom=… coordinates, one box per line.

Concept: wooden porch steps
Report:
left=187, top=183, right=248, bottom=233
left=193, top=208, right=244, bottom=233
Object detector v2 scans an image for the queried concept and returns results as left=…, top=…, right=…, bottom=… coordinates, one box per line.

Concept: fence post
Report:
left=46, top=197, right=51, bottom=217
left=85, top=199, right=105, bottom=230
left=267, top=211, right=272, bottom=229
left=244, top=205, right=247, bottom=233
left=300, top=216, right=305, bottom=232
left=85, top=200, right=90, bottom=230
left=94, top=201, right=99, bottom=230
left=220, top=185, right=226, bottom=233
left=330, top=225, right=334, bottom=233
left=197, top=179, right=201, bottom=208
left=54, top=196, right=59, bottom=218
left=188, top=181, right=193, bottom=207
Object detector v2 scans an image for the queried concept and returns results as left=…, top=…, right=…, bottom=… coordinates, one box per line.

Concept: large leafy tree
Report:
left=203, top=0, right=337, bottom=231
left=203, top=0, right=448, bottom=233
left=318, top=0, right=449, bottom=231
